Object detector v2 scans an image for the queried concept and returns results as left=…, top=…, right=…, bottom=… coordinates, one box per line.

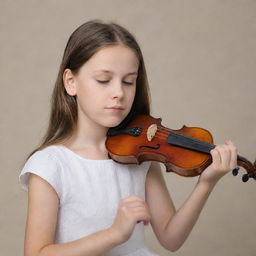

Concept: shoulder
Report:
left=19, top=145, right=64, bottom=199
left=21, top=145, right=57, bottom=166
left=23, top=145, right=68, bottom=169
left=28, top=145, right=60, bottom=161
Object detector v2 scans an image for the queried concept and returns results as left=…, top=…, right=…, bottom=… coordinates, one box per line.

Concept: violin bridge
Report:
left=147, top=124, right=157, bottom=141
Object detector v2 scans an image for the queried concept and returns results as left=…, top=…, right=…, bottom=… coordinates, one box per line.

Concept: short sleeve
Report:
left=19, top=149, right=62, bottom=199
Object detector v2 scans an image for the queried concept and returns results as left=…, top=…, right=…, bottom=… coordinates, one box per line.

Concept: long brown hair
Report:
left=26, top=19, right=151, bottom=160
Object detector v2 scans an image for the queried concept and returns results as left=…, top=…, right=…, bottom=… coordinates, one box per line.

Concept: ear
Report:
left=63, top=68, right=77, bottom=96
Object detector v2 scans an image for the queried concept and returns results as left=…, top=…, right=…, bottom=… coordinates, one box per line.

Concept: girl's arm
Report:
left=24, top=174, right=122, bottom=256
left=145, top=140, right=237, bottom=252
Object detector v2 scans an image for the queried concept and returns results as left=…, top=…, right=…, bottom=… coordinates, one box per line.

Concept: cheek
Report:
left=76, top=79, right=99, bottom=97
left=127, top=86, right=136, bottom=103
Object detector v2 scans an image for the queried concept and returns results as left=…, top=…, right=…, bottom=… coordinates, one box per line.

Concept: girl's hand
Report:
left=110, top=195, right=151, bottom=244
left=198, top=140, right=237, bottom=186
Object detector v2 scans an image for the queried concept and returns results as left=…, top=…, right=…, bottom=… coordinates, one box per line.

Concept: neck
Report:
left=64, top=114, right=109, bottom=152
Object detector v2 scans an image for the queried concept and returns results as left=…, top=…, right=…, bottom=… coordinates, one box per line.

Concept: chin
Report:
left=104, top=121, right=122, bottom=129
left=103, top=116, right=126, bottom=128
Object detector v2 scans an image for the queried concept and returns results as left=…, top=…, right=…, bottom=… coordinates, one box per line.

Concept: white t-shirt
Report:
left=19, top=145, right=159, bottom=256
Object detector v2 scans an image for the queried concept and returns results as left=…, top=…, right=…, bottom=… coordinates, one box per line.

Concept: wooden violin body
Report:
left=106, top=114, right=256, bottom=182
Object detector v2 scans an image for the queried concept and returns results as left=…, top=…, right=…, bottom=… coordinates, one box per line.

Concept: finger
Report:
left=123, top=195, right=144, bottom=203
left=225, top=139, right=235, bottom=145
left=126, top=201, right=148, bottom=210
left=215, top=144, right=233, bottom=169
left=225, top=139, right=234, bottom=146
left=136, top=211, right=151, bottom=223
left=219, top=144, right=231, bottom=170
left=135, top=209, right=151, bottom=222
left=210, top=147, right=221, bottom=168
left=226, top=140, right=238, bottom=169
left=122, top=200, right=149, bottom=209
left=143, top=220, right=150, bottom=225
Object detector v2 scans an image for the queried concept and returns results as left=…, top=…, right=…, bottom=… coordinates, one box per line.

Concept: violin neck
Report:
left=167, top=132, right=244, bottom=161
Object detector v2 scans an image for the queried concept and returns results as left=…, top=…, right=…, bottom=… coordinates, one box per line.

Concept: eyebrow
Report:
left=93, top=70, right=138, bottom=75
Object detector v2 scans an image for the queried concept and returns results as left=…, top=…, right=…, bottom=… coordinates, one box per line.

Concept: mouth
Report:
left=106, top=106, right=124, bottom=110
left=106, top=108, right=123, bottom=112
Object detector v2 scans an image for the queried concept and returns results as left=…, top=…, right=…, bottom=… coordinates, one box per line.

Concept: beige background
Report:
left=1, top=0, right=256, bottom=255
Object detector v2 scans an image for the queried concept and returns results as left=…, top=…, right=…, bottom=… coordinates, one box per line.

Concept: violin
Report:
left=106, top=114, right=256, bottom=182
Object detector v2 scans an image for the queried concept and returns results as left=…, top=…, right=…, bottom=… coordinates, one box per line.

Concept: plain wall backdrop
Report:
left=1, top=0, right=255, bottom=255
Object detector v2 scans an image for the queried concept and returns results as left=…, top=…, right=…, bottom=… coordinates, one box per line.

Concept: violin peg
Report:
left=242, top=174, right=249, bottom=182
left=232, top=167, right=240, bottom=176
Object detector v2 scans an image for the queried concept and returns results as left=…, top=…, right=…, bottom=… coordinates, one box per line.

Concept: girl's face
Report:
left=65, top=44, right=139, bottom=128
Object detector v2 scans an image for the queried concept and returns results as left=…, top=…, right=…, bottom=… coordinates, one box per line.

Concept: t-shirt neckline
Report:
left=56, top=145, right=114, bottom=163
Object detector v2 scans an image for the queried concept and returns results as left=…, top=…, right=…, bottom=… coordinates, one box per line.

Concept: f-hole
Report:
left=139, top=144, right=160, bottom=150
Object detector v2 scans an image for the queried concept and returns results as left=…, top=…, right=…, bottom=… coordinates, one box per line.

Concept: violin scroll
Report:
left=232, top=159, right=256, bottom=182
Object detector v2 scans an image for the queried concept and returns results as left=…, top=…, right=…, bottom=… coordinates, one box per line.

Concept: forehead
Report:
left=81, top=45, right=139, bottom=74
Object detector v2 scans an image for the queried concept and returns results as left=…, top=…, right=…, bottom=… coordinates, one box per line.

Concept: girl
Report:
left=19, top=20, right=237, bottom=256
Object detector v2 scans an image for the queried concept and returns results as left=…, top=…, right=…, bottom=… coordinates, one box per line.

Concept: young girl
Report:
left=19, top=20, right=237, bottom=256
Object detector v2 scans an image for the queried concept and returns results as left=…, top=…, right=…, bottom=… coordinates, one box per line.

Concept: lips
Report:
left=106, top=106, right=124, bottom=110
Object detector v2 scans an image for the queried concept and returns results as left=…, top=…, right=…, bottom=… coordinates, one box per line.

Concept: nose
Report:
left=112, top=80, right=124, bottom=100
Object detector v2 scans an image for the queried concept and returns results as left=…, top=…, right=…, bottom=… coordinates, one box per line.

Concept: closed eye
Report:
left=97, top=80, right=109, bottom=84
left=123, top=81, right=134, bottom=85
left=97, top=80, right=135, bottom=85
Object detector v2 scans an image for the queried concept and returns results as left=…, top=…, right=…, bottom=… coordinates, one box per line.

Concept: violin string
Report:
left=140, top=126, right=205, bottom=141
left=138, top=126, right=174, bottom=138
left=131, top=125, right=204, bottom=144
left=129, top=124, right=254, bottom=176
left=138, top=126, right=214, bottom=150
left=138, top=128, right=172, bottom=138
